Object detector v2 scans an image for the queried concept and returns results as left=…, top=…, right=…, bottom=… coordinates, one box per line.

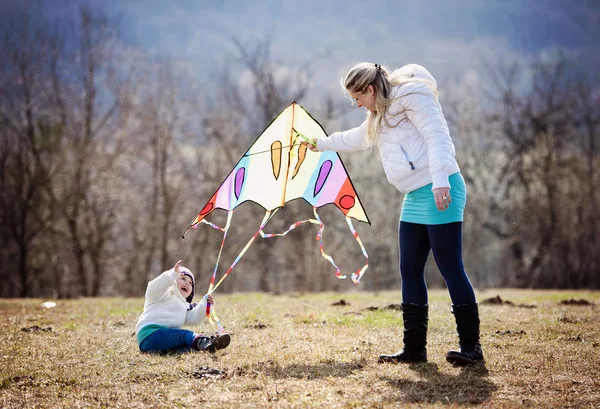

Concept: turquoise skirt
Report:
left=400, top=172, right=466, bottom=225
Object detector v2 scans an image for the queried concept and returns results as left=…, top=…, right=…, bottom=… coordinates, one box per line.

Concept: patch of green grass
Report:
left=1, top=290, right=599, bottom=408
left=331, top=309, right=402, bottom=327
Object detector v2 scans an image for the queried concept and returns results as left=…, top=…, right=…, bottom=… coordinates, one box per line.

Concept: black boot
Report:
left=379, top=303, right=428, bottom=363
left=446, top=304, right=484, bottom=366
left=193, top=333, right=231, bottom=353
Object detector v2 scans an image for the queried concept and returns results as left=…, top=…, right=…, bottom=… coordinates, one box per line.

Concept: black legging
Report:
left=399, top=221, right=476, bottom=306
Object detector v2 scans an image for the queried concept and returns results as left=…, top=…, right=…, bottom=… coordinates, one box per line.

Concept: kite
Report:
left=182, top=102, right=370, bottom=331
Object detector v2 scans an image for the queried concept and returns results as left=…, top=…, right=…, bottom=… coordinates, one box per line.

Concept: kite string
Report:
left=243, top=143, right=303, bottom=157
left=241, top=130, right=312, bottom=157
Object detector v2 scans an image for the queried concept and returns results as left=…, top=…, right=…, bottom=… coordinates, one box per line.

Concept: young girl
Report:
left=304, top=63, right=483, bottom=366
left=135, top=260, right=231, bottom=353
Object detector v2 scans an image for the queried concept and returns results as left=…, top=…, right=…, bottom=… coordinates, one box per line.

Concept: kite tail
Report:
left=201, top=209, right=276, bottom=333
left=207, top=211, right=233, bottom=294
left=200, top=219, right=228, bottom=232
left=203, top=295, right=225, bottom=334
left=190, top=212, right=231, bottom=333
left=259, top=207, right=367, bottom=282
left=210, top=209, right=276, bottom=293
left=183, top=210, right=230, bottom=237
left=259, top=217, right=320, bottom=239
left=345, top=216, right=369, bottom=284
left=312, top=208, right=345, bottom=279
left=312, top=208, right=368, bottom=282
left=204, top=211, right=233, bottom=328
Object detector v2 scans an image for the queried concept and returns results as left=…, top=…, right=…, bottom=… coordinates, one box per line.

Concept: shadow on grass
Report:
left=241, top=358, right=366, bottom=379
left=381, top=362, right=497, bottom=405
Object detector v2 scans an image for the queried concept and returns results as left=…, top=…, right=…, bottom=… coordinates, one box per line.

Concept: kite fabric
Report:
left=182, top=102, right=370, bottom=331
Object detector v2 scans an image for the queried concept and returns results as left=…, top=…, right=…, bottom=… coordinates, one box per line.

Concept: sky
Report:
left=3, top=0, right=600, bottom=113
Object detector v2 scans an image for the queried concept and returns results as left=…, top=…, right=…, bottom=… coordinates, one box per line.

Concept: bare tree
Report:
left=476, top=55, right=600, bottom=288
left=48, top=8, right=129, bottom=296
left=0, top=11, right=63, bottom=297
left=3, top=5, right=598, bottom=298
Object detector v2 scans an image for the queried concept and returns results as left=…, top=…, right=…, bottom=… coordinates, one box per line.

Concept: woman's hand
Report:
left=301, top=137, right=319, bottom=152
left=433, top=188, right=451, bottom=211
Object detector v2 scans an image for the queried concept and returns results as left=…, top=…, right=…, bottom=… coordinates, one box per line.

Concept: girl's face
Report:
left=177, top=275, right=193, bottom=299
left=350, top=84, right=376, bottom=113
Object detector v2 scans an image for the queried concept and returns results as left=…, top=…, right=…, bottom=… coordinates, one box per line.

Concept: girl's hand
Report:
left=206, top=294, right=214, bottom=305
left=174, top=260, right=182, bottom=274
left=433, top=188, right=451, bottom=211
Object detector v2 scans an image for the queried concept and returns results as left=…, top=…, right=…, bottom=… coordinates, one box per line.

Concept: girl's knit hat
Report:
left=179, top=266, right=195, bottom=303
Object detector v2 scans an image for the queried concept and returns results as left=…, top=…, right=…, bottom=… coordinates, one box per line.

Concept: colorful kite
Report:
left=182, top=102, right=370, bottom=331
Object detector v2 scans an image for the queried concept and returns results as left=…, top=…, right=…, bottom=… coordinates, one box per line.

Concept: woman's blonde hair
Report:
left=342, top=62, right=437, bottom=144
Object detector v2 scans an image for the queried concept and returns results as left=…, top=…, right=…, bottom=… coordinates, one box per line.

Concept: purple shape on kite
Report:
left=314, top=160, right=332, bottom=197
left=234, top=167, right=245, bottom=199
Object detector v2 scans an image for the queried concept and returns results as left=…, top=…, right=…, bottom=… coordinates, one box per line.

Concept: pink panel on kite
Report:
left=314, top=160, right=332, bottom=197
left=234, top=168, right=245, bottom=199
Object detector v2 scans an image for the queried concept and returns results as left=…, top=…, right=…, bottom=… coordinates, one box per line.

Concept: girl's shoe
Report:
left=193, top=333, right=231, bottom=353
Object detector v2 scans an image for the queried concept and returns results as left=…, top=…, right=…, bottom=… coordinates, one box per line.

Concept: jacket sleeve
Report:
left=316, top=120, right=370, bottom=152
left=397, top=82, right=456, bottom=189
left=184, top=296, right=208, bottom=326
left=144, top=269, right=178, bottom=303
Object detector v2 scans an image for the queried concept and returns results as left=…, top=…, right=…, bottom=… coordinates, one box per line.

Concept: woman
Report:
left=305, top=62, right=483, bottom=366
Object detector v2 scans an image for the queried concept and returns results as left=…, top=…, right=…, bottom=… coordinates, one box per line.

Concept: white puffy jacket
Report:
left=317, top=64, right=460, bottom=194
left=135, top=268, right=207, bottom=335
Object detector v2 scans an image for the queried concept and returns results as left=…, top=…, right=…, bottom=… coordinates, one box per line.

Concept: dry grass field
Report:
left=1, top=289, right=599, bottom=408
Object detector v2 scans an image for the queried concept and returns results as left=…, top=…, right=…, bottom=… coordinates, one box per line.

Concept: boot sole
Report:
left=446, top=353, right=483, bottom=366
left=379, top=357, right=427, bottom=364
left=210, top=333, right=231, bottom=353
left=378, top=355, right=427, bottom=364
